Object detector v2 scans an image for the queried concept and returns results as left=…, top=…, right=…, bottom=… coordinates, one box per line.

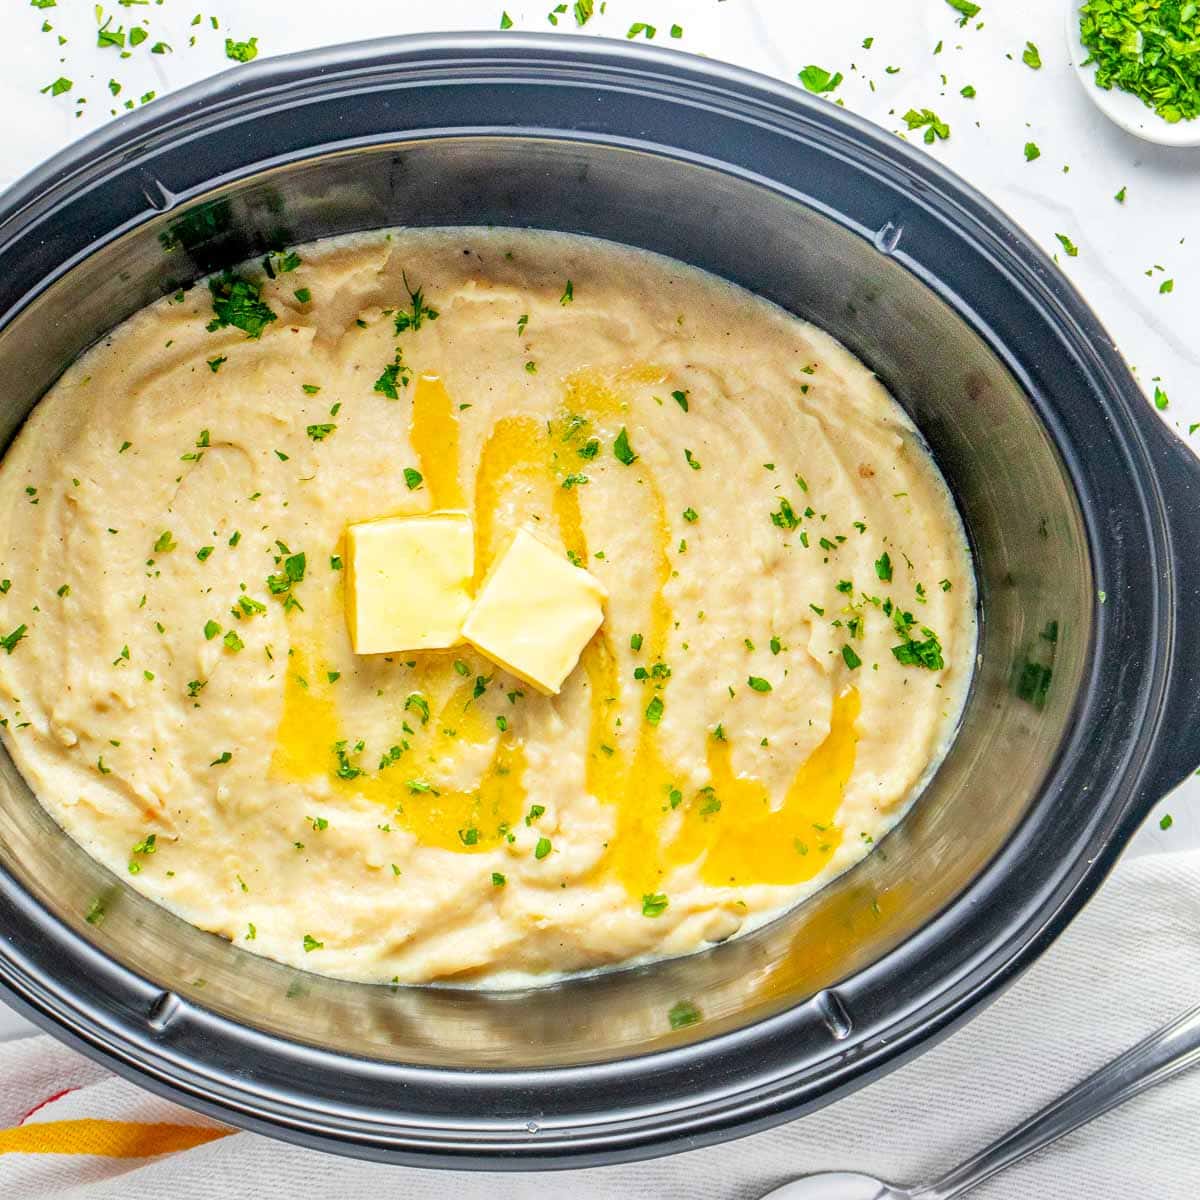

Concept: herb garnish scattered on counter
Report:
left=903, top=108, right=951, bottom=144
left=225, top=37, right=259, bottom=63
left=799, top=64, right=844, bottom=94
left=1056, top=233, right=1080, bottom=258
left=944, top=0, right=981, bottom=25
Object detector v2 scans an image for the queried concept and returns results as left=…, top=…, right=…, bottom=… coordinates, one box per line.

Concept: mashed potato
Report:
left=0, top=229, right=974, bottom=983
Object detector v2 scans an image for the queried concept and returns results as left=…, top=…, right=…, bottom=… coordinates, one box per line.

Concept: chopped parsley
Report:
left=771, top=498, right=801, bottom=530
left=747, top=676, right=772, bottom=693
left=404, top=692, right=430, bottom=725
left=373, top=350, right=409, bottom=398
left=613, top=427, right=638, bottom=465
left=671, top=389, right=689, bottom=412
left=1056, top=233, right=1080, bottom=258
left=393, top=276, right=439, bottom=334
left=903, top=108, right=951, bottom=144
left=534, top=836, right=552, bottom=859
left=842, top=645, right=863, bottom=670
left=682, top=507, right=698, bottom=523
left=267, top=551, right=307, bottom=608
left=302, top=933, right=323, bottom=951
left=874, top=552, right=893, bottom=582
left=232, top=595, right=267, bottom=620
left=645, top=695, right=665, bottom=725
left=560, top=279, right=574, bottom=305
left=890, top=605, right=945, bottom=669
left=492, top=871, right=507, bottom=886
left=225, top=36, right=259, bottom=63
left=799, top=64, right=844, bottom=94
left=668, top=1000, right=701, bottom=1029
left=306, top=423, right=336, bottom=441
left=1022, top=41, right=1042, bottom=70
left=153, top=530, right=176, bottom=554
left=1024, top=142, right=1041, bottom=162
left=642, top=892, right=669, bottom=917
left=207, top=271, right=276, bottom=339
left=684, top=448, right=701, bottom=470
left=944, top=0, right=980, bottom=23
left=1, top=625, right=27, bottom=655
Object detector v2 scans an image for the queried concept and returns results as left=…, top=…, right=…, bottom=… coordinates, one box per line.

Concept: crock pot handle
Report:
left=1141, top=414, right=1200, bottom=797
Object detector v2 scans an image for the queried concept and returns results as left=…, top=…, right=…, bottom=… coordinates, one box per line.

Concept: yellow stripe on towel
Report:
left=0, top=1119, right=230, bottom=1157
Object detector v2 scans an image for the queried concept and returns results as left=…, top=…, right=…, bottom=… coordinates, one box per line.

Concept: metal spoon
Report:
left=761, top=1000, right=1200, bottom=1200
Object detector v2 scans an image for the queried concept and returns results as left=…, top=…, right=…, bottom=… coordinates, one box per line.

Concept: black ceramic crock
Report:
left=0, top=34, right=1197, bottom=1169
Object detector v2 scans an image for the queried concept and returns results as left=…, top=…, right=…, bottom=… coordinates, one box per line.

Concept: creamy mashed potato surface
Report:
left=0, top=229, right=975, bottom=984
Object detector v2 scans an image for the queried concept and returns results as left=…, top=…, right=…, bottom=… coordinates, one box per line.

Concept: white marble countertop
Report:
left=0, top=1, right=1195, bottom=1046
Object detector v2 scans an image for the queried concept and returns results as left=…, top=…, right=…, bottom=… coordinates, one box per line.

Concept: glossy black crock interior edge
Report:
left=0, top=34, right=1193, bottom=1168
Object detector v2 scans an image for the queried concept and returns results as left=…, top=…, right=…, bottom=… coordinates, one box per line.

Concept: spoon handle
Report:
left=913, top=1001, right=1200, bottom=1200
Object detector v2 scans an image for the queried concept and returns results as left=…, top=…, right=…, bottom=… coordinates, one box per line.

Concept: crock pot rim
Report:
left=0, top=32, right=1191, bottom=1169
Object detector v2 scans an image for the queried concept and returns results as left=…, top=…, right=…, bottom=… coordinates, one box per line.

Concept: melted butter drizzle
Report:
left=565, top=368, right=861, bottom=897
left=668, top=688, right=860, bottom=886
left=271, top=643, right=526, bottom=852
left=409, top=374, right=465, bottom=510
left=272, top=365, right=861, bottom=881
left=270, top=374, right=526, bottom=852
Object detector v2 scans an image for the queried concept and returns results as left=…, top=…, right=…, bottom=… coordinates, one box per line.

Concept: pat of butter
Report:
left=462, top=527, right=607, bottom=695
left=345, top=513, right=474, bottom=654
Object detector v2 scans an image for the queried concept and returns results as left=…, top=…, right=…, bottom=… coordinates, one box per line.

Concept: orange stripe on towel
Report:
left=0, top=1118, right=230, bottom=1157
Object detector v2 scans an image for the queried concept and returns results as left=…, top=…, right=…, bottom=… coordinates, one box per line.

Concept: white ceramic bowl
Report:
left=1066, top=1, right=1200, bottom=146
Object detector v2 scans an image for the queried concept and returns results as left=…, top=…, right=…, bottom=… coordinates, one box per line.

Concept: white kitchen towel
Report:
left=1, top=847, right=1197, bottom=1198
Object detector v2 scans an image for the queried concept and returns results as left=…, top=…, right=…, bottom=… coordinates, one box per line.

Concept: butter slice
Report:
left=346, top=513, right=474, bottom=654
left=462, top=527, right=607, bottom=695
